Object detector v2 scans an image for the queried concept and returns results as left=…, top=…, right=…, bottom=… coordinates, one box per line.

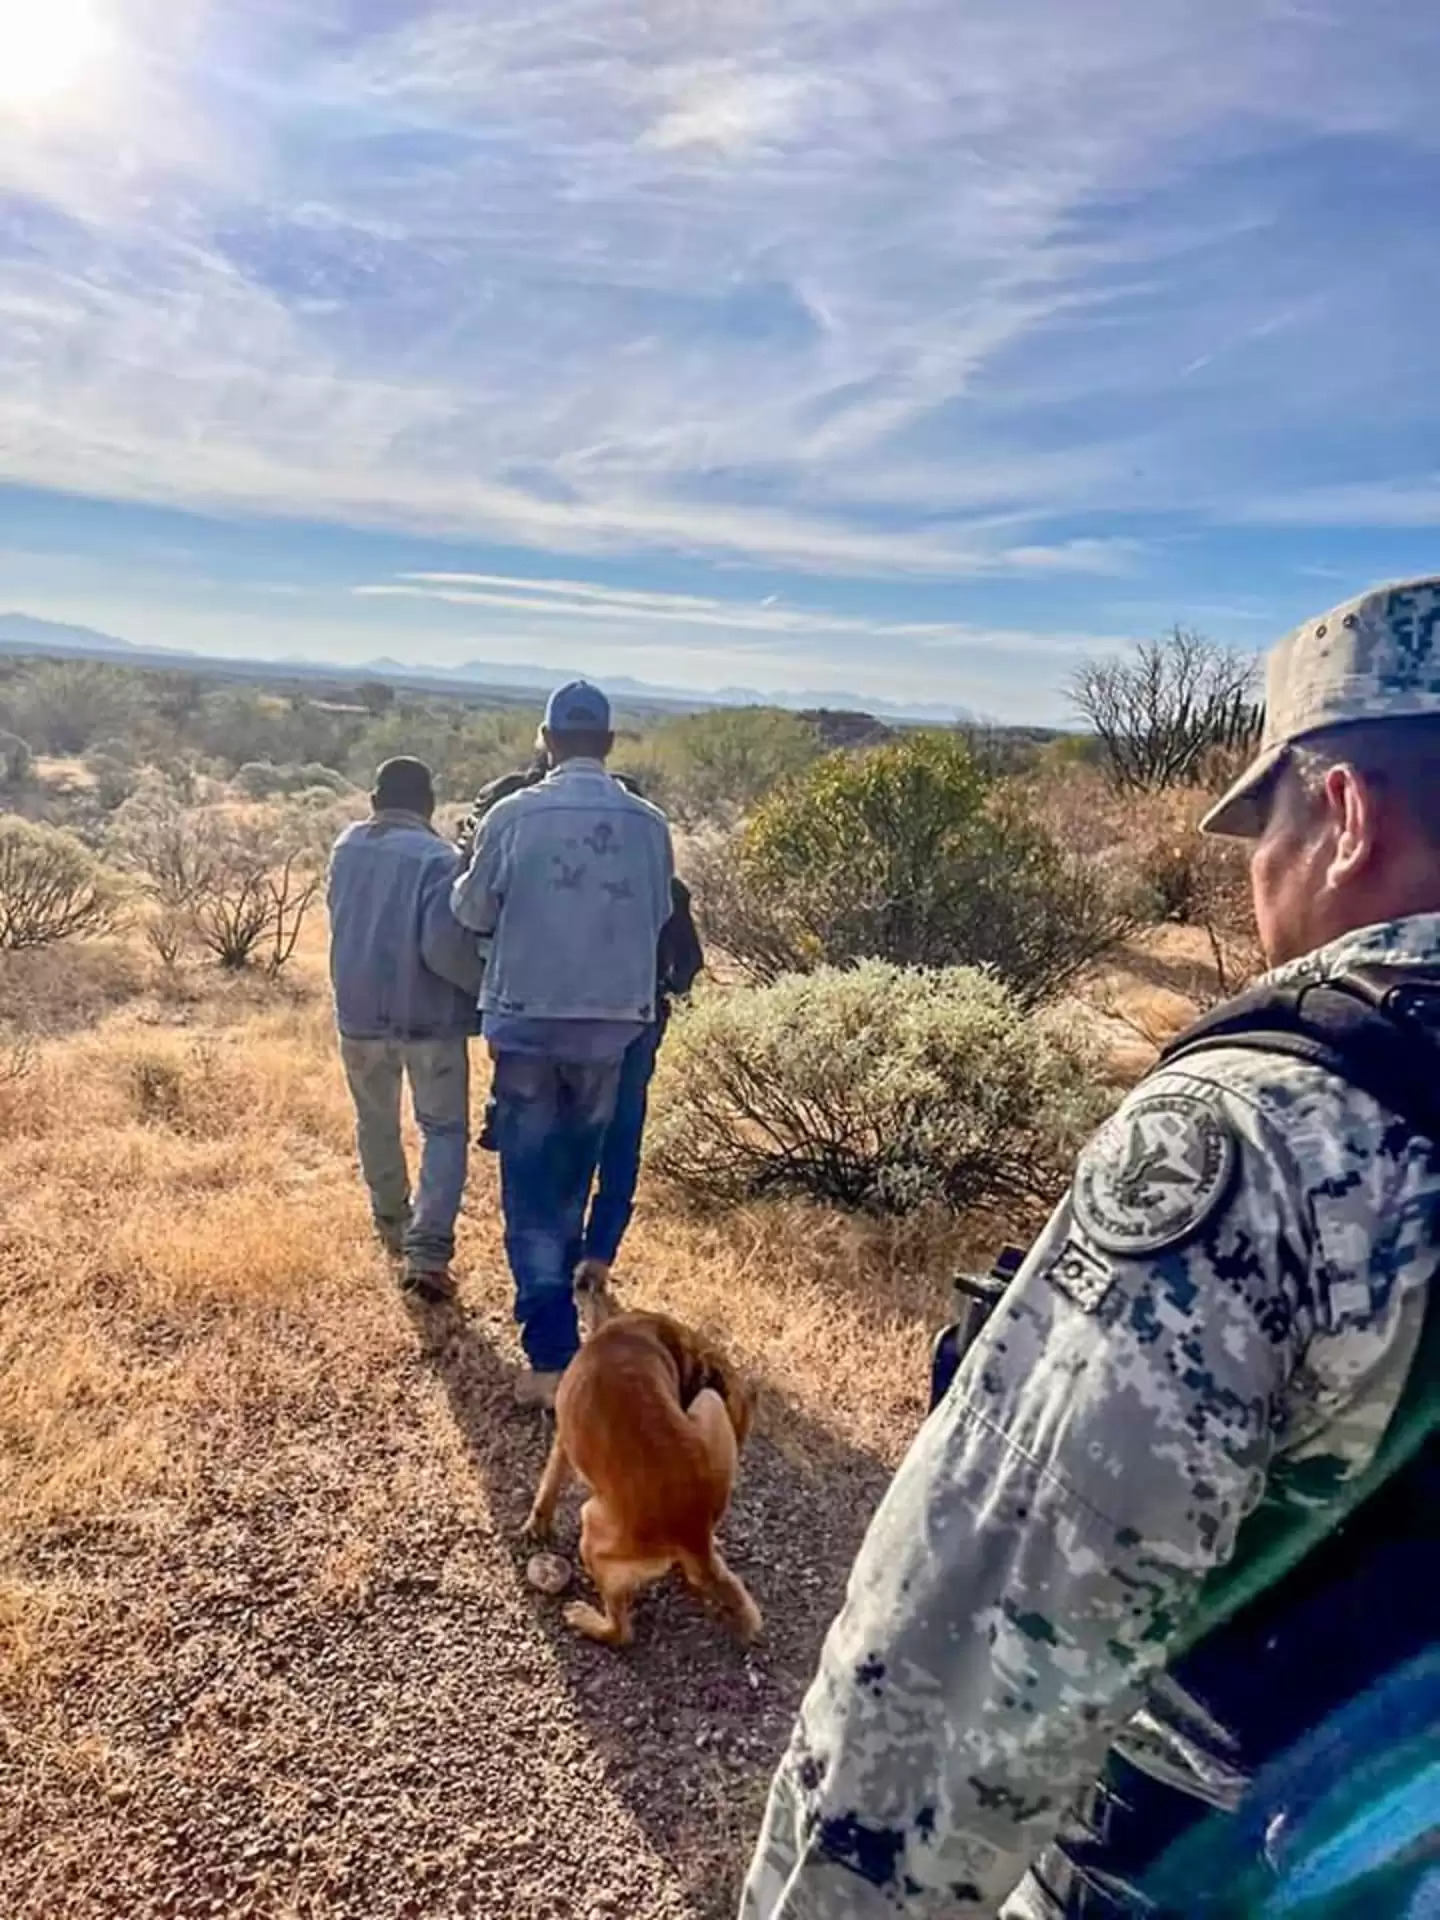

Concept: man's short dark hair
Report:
left=547, top=726, right=612, bottom=762
left=372, top=756, right=435, bottom=815
left=1294, top=715, right=1440, bottom=844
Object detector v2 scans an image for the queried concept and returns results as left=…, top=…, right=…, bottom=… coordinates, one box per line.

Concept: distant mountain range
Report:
left=0, top=611, right=979, bottom=724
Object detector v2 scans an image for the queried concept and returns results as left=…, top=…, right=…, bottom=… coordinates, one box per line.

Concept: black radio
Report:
left=927, top=1244, right=1026, bottom=1413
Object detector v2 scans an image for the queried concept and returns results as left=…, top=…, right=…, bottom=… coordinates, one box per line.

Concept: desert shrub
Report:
left=109, top=799, right=321, bottom=972
left=648, top=963, right=1103, bottom=1215
left=0, top=731, right=32, bottom=787
left=82, top=750, right=139, bottom=812
left=0, top=818, right=124, bottom=951
left=232, top=760, right=351, bottom=800
left=1070, top=628, right=1261, bottom=792
left=699, top=734, right=1135, bottom=1003
left=623, top=708, right=823, bottom=826
left=348, top=705, right=540, bottom=800
left=192, top=688, right=365, bottom=774
left=1128, top=792, right=1260, bottom=996
left=0, top=661, right=144, bottom=757
left=143, top=905, right=193, bottom=972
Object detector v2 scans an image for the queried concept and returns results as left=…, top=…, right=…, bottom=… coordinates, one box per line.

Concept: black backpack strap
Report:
left=1156, top=963, right=1440, bottom=1146
left=1154, top=960, right=1440, bottom=1661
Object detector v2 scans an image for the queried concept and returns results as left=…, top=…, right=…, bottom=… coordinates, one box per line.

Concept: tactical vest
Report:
left=1030, top=963, right=1440, bottom=1918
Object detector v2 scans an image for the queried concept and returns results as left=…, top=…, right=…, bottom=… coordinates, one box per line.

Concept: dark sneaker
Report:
left=477, top=1099, right=499, bottom=1153
left=401, top=1266, right=457, bottom=1305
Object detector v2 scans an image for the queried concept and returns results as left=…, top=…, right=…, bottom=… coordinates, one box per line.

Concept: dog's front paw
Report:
left=521, top=1507, right=551, bottom=1543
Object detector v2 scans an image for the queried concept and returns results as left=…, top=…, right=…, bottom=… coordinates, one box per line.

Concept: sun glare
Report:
left=0, top=0, right=112, bottom=110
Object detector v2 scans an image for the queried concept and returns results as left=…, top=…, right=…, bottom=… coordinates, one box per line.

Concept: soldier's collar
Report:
left=1262, top=912, right=1440, bottom=992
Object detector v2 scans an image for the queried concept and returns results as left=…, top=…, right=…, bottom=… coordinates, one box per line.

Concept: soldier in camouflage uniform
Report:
left=740, top=577, right=1440, bottom=1918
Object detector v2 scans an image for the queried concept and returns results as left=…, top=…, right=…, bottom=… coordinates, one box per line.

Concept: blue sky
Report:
left=2, top=0, right=1440, bottom=721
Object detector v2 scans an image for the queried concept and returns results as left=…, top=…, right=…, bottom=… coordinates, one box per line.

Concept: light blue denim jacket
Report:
left=451, top=760, right=674, bottom=1022
left=327, top=811, right=485, bottom=1040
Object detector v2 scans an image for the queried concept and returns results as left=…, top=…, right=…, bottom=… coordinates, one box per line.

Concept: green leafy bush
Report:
left=647, top=962, right=1103, bottom=1215
left=0, top=818, right=124, bottom=951
left=697, top=732, right=1134, bottom=1003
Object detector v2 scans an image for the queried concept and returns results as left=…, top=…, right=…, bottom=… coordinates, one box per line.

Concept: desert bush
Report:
left=1071, top=628, right=1261, bottom=792
left=0, top=730, right=32, bottom=787
left=698, top=733, right=1134, bottom=1003
left=348, top=705, right=540, bottom=800
left=1129, top=793, right=1260, bottom=996
left=232, top=760, right=351, bottom=800
left=143, top=906, right=193, bottom=972
left=648, top=963, right=1103, bottom=1215
left=622, top=708, right=823, bottom=826
left=83, top=749, right=139, bottom=812
left=0, top=818, right=124, bottom=951
left=0, top=661, right=144, bottom=757
left=109, top=799, right=321, bottom=972
left=191, top=688, right=365, bottom=775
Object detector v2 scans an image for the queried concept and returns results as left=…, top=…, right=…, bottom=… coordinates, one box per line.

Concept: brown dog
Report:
left=523, top=1261, right=762, bottom=1648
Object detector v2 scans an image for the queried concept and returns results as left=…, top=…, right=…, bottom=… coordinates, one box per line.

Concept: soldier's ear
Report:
left=1324, top=764, right=1380, bottom=885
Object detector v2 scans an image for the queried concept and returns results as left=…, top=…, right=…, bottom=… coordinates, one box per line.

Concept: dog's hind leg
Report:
left=523, top=1434, right=573, bottom=1541
left=680, top=1390, right=762, bottom=1642
left=679, top=1544, right=763, bottom=1644
left=565, top=1500, right=669, bottom=1647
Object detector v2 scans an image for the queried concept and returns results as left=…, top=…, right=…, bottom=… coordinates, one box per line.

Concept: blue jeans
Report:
left=583, top=1021, right=662, bottom=1266
left=492, top=1052, right=622, bottom=1371
left=339, top=1035, right=470, bottom=1270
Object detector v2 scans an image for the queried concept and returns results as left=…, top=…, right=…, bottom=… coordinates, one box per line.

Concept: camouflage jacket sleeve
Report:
left=741, top=1062, right=1325, bottom=1919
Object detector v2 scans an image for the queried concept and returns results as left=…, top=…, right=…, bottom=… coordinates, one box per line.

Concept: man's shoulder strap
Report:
left=1155, top=963, right=1440, bottom=1145
left=1161, top=963, right=1440, bottom=1659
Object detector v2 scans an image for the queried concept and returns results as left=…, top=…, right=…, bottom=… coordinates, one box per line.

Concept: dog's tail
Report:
left=686, top=1387, right=740, bottom=1514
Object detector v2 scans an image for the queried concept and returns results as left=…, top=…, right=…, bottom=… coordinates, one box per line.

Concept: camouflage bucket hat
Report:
left=1202, top=575, right=1440, bottom=837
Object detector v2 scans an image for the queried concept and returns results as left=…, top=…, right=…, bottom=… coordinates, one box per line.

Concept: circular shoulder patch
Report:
left=1072, top=1091, right=1237, bottom=1256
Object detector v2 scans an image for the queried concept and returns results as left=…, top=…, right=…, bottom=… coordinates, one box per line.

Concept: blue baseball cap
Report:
left=543, top=678, right=611, bottom=734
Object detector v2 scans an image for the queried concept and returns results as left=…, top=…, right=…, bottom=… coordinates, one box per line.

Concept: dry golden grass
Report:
left=0, top=914, right=1020, bottom=1917
left=0, top=884, right=1208, bottom=1917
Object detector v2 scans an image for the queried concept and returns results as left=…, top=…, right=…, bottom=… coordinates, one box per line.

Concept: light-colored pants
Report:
left=339, top=1035, right=470, bottom=1272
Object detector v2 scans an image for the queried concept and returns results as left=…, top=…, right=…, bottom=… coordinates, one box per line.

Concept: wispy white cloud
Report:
left=0, top=0, right=1438, bottom=617
left=354, top=570, right=1003, bottom=640
left=346, top=565, right=1125, bottom=715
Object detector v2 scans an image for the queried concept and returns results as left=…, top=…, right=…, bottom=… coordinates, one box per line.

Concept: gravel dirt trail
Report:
left=2, top=1276, right=895, bottom=1920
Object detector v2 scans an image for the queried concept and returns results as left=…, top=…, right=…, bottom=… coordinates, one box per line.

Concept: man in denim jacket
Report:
left=451, top=681, right=675, bottom=1405
left=328, top=757, right=485, bottom=1303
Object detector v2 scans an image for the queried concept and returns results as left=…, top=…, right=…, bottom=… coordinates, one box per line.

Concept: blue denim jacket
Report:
left=451, top=760, right=674, bottom=1022
left=327, top=811, right=485, bottom=1040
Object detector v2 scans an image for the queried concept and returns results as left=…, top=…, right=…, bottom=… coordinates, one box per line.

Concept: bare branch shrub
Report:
left=109, top=799, right=321, bottom=973
left=143, top=907, right=192, bottom=973
left=0, top=818, right=124, bottom=951
left=1071, top=629, right=1262, bottom=792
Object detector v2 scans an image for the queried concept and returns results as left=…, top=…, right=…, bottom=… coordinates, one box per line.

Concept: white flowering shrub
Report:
left=648, top=961, right=1104, bottom=1215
